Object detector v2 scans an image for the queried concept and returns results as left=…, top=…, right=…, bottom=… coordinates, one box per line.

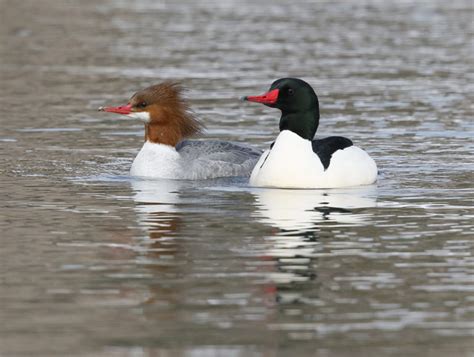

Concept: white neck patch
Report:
left=127, top=111, right=151, bottom=122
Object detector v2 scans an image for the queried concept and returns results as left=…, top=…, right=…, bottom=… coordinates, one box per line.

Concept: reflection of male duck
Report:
left=252, top=187, right=377, bottom=232
left=251, top=187, right=377, bottom=304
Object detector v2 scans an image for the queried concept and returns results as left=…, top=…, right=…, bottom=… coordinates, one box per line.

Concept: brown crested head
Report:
left=101, top=81, right=204, bottom=147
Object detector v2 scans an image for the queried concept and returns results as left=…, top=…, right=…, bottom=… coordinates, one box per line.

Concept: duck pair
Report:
left=100, top=78, right=377, bottom=188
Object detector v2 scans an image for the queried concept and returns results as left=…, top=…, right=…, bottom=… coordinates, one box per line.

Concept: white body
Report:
left=130, top=142, right=181, bottom=179
left=249, top=130, right=377, bottom=188
left=130, top=140, right=260, bottom=180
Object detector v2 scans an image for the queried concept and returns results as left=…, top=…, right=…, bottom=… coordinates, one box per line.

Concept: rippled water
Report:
left=1, top=0, right=473, bottom=356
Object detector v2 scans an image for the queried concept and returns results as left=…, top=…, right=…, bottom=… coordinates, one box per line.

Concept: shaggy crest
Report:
left=131, top=82, right=204, bottom=141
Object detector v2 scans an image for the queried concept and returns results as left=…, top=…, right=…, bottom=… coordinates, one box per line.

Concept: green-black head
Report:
left=243, top=78, right=320, bottom=140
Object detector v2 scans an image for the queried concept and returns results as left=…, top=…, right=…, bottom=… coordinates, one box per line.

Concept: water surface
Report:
left=1, top=0, right=473, bottom=356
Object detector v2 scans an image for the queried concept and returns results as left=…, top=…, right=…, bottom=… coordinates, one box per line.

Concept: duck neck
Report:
left=145, top=122, right=181, bottom=147
left=279, top=108, right=320, bottom=141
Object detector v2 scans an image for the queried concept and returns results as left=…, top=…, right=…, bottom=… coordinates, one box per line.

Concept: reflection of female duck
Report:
left=131, top=178, right=181, bottom=215
left=130, top=178, right=183, bottom=258
left=252, top=187, right=377, bottom=231
left=129, top=179, right=185, bottom=306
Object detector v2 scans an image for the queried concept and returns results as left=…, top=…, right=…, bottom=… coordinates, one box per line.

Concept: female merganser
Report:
left=243, top=78, right=377, bottom=188
left=99, top=82, right=261, bottom=179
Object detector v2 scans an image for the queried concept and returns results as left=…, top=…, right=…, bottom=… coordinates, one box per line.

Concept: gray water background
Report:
left=1, top=0, right=473, bottom=356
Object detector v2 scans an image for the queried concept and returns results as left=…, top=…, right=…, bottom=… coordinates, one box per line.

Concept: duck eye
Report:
left=287, top=88, right=294, bottom=95
left=138, top=101, right=147, bottom=108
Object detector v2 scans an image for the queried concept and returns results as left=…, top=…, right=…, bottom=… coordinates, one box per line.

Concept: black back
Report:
left=312, top=136, right=353, bottom=170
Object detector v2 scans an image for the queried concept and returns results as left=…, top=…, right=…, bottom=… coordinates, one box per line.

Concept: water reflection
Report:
left=252, top=186, right=377, bottom=232
left=250, top=186, right=378, bottom=303
left=131, top=178, right=181, bottom=215
left=131, top=178, right=182, bottom=250
left=130, top=179, right=184, bottom=306
left=130, top=181, right=379, bottom=290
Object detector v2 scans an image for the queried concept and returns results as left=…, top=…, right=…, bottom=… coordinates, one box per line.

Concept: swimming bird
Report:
left=99, top=82, right=262, bottom=179
left=243, top=78, right=377, bottom=188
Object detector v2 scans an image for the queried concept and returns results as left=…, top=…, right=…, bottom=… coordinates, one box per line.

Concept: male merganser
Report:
left=243, top=78, right=377, bottom=188
left=99, top=82, right=261, bottom=179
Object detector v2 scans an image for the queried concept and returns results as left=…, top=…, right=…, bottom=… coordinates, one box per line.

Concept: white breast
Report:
left=130, top=141, right=181, bottom=179
left=249, top=130, right=377, bottom=189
